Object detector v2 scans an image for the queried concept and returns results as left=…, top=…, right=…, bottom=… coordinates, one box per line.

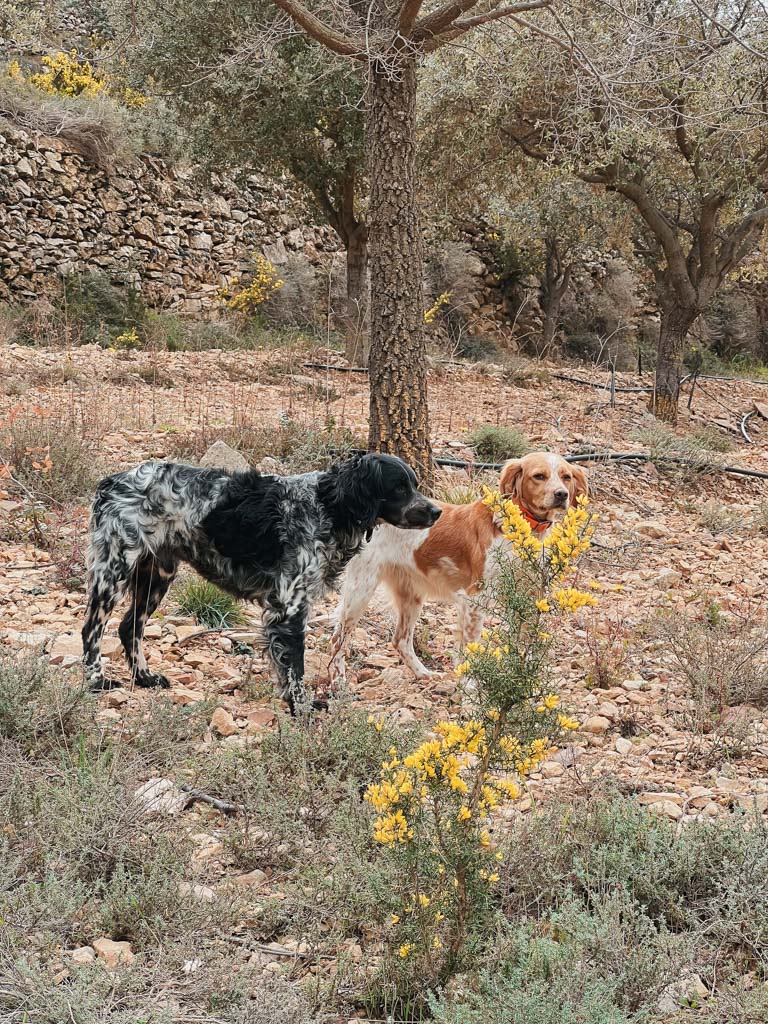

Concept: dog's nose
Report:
left=429, top=505, right=442, bottom=525
left=554, top=489, right=568, bottom=503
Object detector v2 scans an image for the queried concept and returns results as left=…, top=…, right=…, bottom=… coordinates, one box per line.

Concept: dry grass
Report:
left=0, top=77, right=136, bottom=168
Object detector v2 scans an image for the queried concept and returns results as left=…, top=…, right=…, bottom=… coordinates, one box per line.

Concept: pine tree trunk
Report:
left=651, top=305, right=698, bottom=423
left=366, top=54, right=433, bottom=485
left=344, top=224, right=368, bottom=365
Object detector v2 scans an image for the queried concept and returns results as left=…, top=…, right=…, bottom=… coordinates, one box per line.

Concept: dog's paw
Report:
left=89, top=675, right=124, bottom=692
left=134, top=672, right=171, bottom=689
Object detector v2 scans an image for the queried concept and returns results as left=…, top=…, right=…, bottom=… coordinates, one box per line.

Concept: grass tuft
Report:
left=174, top=577, right=247, bottom=629
left=469, top=424, right=531, bottom=463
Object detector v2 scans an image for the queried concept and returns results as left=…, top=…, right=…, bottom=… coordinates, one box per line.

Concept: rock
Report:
left=656, top=567, right=683, bottom=587
left=637, top=792, right=683, bottom=806
left=234, top=868, right=268, bottom=886
left=581, top=715, right=611, bottom=735
left=540, top=761, right=564, bottom=778
left=50, top=633, right=82, bottom=667
left=388, top=707, right=419, bottom=727
left=179, top=881, right=216, bottom=901
left=615, top=737, right=633, bottom=755
left=92, top=937, right=135, bottom=969
left=135, top=777, right=187, bottom=816
left=256, top=456, right=281, bottom=475
left=211, top=706, right=239, bottom=737
left=634, top=520, right=670, bottom=540
left=646, top=800, right=683, bottom=821
left=199, top=440, right=249, bottom=472
left=69, top=946, right=96, bottom=965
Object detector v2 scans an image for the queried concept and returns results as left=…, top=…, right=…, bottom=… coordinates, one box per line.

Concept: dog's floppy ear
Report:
left=568, top=464, right=589, bottom=502
left=499, top=459, right=524, bottom=499
left=327, top=454, right=381, bottom=534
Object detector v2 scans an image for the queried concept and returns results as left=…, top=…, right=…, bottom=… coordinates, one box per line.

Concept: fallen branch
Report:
left=180, top=784, right=243, bottom=814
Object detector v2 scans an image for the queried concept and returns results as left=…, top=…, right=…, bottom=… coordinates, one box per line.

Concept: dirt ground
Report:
left=2, top=341, right=768, bottom=825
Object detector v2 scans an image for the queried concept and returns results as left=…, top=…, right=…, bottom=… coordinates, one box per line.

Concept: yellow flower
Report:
left=391, top=914, right=400, bottom=924
left=399, top=943, right=413, bottom=959
left=417, top=893, right=430, bottom=907
left=457, top=805, right=472, bottom=822
left=536, top=599, right=551, bottom=613
left=557, top=713, right=580, bottom=731
left=433, top=936, right=443, bottom=949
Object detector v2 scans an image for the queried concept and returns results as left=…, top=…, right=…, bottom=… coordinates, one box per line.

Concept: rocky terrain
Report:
left=1, top=339, right=768, bottom=1020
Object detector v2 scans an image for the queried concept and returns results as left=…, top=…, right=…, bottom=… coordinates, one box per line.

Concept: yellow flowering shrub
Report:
left=10, top=51, right=148, bottom=109
left=219, top=255, right=284, bottom=315
left=365, top=489, right=597, bottom=1002
left=424, top=291, right=451, bottom=324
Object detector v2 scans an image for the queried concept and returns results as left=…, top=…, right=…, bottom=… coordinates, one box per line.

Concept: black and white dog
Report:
left=82, top=453, right=441, bottom=713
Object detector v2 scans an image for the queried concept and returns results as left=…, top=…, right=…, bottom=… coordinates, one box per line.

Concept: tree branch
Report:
left=399, top=0, right=426, bottom=34
left=271, top=0, right=365, bottom=57
left=413, top=0, right=484, bottom=44
left=423, top=0, right=552, bottom=49
left=716, top=206, right=768, bottom=280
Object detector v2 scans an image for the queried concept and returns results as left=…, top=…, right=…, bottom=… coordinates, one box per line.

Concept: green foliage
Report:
left=119, top=1, right=365, bottom=233
left=469, top=425, right=531, bottom=463
left=174, top=578, right=246, bottom=628
left=59, top=271, right=146, bottom=345
left=0, top=653, right=93, bottom=752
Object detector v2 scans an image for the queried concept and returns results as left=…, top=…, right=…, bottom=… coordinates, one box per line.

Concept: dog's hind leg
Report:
left=119, top=555, right=177, bottom=689
left=82, top=565, right=129, bottom=690
left=263, top=597, right=325, bottom=715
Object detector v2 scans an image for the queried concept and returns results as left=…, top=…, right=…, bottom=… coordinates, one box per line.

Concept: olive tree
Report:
left=437, top=0, right=768, bottom=420
left=270, top=0, right=551, bottom=480
left=109, top=1, right=369, bottom=362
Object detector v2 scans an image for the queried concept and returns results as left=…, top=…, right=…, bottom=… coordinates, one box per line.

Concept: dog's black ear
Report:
left=321, top=454, right=381, bottom=534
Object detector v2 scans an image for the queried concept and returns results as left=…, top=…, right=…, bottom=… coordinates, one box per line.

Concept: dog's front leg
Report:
left=263, top=598, right=327, bottom=715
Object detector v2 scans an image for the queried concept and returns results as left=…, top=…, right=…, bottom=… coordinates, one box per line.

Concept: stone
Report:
left=70, top=946, right=96, bottom=965
left=92, top=937, right=135, bottom=969
left=179, top=881, right=216, bottom=901
left=388, top=707, right=419, bottom=727
left=581, top=715, right=611, bottom=735
left=634, top=520, right=670, bottom=540
left=615, top=737, right=633, bottom=755
left=256, top=456, right=281, bottom=474
left=135, top=777, right=187, bottom=816
left=540, top=761, right=564, bottom=778
left=199, top=440, right=249, bottom=472
left=211, top=706, right=239, bottom=737
left=646, top=800, right=683, bottom=821
left=234, top=868, right=268, bottom=886
left=50, top=632, right=82, bottom=666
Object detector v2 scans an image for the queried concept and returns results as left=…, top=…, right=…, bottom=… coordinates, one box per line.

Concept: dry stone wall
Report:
left=0, top=123, right=341, bottom=310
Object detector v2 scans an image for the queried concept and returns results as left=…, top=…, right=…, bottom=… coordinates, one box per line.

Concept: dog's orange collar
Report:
left=498, top=494, right=552, bottom=534
left=519, top=505, right=552, bottom=533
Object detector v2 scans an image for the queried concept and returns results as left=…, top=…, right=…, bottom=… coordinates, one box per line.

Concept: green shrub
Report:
left=59, top=271, right=146, bottom=346
left=0, top=654, right=92, bottom=752
left=174, top=578, right=246, bottom=628
left=469, top=424, right=531, bottom=463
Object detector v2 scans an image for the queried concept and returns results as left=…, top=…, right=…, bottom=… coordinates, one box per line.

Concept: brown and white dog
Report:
left=328, top=452, right=588, bottom=682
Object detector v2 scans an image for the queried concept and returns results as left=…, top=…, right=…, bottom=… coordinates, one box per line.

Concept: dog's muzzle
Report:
left=401, top=501, right=442, bottom=529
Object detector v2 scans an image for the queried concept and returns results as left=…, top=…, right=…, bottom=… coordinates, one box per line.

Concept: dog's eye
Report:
left=562, top=475, right=572, bottom=482
left=533, top=473, right=547, bottom=481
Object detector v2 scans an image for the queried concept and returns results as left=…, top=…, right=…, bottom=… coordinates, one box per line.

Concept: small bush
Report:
left=59, top=271, right=146, bottom=347
left=633, top=423, right=727, bottom=477
left=1, top=405, right=103, bottom=503
left=469, top=425, right=531, bottom=463
left=174, top=577, right=246, bottom=629
left=171, top=421, right=363, bottom=474
left=0, top=654, right=92, bottom=752
left=502, top=356, right=551, bottom=388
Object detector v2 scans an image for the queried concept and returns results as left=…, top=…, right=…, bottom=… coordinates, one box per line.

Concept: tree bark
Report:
left=651, top=305, right=699, bottom=423
left=538, top=239, right=571, bottom=356
left=366, top=53, right=433, bottom=484
left=344, top=223, right=368, bottom=365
